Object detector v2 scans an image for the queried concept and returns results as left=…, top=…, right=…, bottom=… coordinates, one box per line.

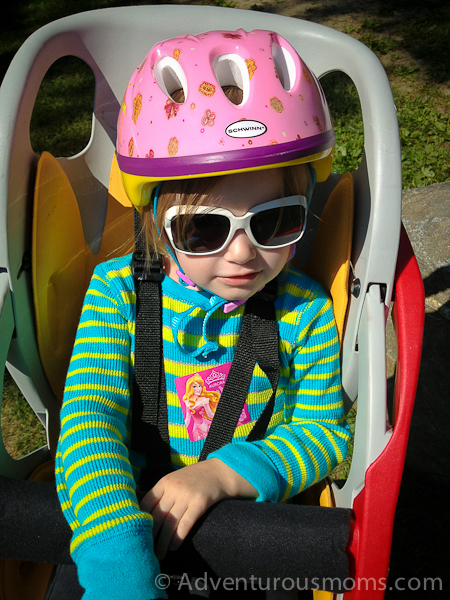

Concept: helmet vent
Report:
left=153, top=57, right=188, bottom=103
left=213, top=54, right=249, bottom=105
left=272, top=44, right=296, bottom=91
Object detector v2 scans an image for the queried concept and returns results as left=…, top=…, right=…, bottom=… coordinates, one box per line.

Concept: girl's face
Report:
left=168, top=169, right=291, bottom=301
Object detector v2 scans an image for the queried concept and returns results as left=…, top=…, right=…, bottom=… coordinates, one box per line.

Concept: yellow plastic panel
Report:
left=313, top=590, right=335, bottom=600
left=32, top=152, right=87, bottom=401
left=313, top=479, right=337, bottom=600
left=108, top=152, right=133, bottom=208
left=301, top=173, right=354, bottom=344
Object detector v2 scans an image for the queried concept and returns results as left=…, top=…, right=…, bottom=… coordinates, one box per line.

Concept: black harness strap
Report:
left=131, top=211, right=280, bottom=489
left=199, top=279, right=279, bottom=460
left=131, top=212, right=172, bottom=489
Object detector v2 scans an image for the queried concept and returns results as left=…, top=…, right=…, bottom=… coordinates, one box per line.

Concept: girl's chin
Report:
left=212, top=284, right=262, bottom=302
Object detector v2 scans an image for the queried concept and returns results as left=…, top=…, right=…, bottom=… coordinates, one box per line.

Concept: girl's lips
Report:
left=217, top=272, right=260, bottom=285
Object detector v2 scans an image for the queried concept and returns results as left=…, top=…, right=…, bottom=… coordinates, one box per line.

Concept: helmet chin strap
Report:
left=176, top=268, right=248, bottom=313
left=176, top=269, right=196, bottom=287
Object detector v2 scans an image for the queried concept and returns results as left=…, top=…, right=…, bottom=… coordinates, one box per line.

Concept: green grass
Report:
left=320, top=72, right=365, bottom=176
left=1, top=371, right=47, bottom=459
left=398, top=94, right=450, bottom=187
left=30, top=57, right=95, bottom=157
left=316, top=1, right=450, bottom=190
left=329, top=402, right=356, bottom=482
left=321, top=72, right=450, bottom=188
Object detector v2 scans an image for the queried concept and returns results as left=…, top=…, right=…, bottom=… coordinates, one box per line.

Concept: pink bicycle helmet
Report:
left=117, top=29, right=335, bottom=207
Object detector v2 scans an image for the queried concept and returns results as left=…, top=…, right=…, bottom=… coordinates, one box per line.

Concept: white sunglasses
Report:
left=163, top=195, right=307, bottom=256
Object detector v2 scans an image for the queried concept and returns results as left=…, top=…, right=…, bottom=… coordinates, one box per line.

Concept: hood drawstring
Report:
left=171, top=294, right=234, bottom=359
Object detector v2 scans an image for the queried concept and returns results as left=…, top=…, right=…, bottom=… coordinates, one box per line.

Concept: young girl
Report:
left=55, top=29, right=351, bottom=600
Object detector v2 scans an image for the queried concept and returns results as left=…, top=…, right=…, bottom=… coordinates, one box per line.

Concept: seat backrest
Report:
left=0, top=6, right=401, bottom=489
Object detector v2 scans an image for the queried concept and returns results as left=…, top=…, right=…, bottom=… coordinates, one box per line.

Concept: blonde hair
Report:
left=139, top=86, right=312, bottom=258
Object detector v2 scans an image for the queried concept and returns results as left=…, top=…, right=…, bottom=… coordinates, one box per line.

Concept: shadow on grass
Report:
left=303, top=0, right=449, bottom=84
left=0, top=1, right=168, bottom=84
left=2, top=1, right=450, bottom=85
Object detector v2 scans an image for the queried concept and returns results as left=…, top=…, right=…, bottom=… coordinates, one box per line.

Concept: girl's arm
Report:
left=55, top=261, right=164, bottom=600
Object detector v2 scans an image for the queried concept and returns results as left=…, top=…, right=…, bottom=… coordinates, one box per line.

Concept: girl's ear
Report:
left=162, top=254, right=176, bottom=277
left=288, top=245, right=296, bottom=261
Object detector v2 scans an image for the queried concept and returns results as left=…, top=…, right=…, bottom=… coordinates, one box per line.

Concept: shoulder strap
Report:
left=131, top=211, right=280, bottom=488
left=131, top=211, right=173, bottom=488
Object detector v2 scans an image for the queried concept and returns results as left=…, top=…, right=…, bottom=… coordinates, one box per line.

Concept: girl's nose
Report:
left=224, top=229, right=257, bottom=262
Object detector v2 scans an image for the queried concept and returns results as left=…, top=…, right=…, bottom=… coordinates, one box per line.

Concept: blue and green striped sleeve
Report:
left=55, top=260, right=163, bottom=600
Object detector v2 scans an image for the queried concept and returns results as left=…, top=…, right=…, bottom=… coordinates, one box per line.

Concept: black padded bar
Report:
left=0, top=477, right=351, bottom=592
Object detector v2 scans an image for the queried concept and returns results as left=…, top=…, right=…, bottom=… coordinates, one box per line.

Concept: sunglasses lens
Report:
left=171, top=214, right=230, bottom=254
left=251, top=204, right=306, bottom=247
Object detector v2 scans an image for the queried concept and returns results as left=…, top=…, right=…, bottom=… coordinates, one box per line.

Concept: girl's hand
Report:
left=140, top=458, right=257, bottom=559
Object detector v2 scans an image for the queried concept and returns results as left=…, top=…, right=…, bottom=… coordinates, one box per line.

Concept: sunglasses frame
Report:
left=163, top=195, right=308, bottom=256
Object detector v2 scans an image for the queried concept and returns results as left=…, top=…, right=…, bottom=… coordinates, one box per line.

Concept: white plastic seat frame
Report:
left=0, top=6, right=403, bottom=596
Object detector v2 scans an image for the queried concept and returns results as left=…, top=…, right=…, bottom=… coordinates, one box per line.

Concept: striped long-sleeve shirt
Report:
left=55, top=254, right=351, bottom=600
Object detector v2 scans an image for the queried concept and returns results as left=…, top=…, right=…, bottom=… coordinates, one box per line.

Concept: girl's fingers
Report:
left=153, top=501, right=205, bottom=559
left=143, top=462, right=243, bottom=558
left=153, top=505, right=187, bottom=559
left=140, top=485, right=163, bottom=514
left=141, top=488, right=171, bottom=540
left=149, top=503, right=164, bottom=540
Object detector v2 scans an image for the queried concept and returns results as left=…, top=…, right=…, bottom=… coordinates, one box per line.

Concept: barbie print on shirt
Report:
left=175, top=364, right=251, bottom=441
